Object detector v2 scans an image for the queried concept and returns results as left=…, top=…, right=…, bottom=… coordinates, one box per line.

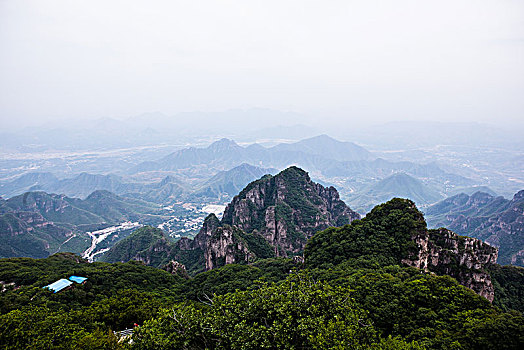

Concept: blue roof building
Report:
left=44, top=279, right=73, bottom=293
left=69, top=276, right=88, bottom=284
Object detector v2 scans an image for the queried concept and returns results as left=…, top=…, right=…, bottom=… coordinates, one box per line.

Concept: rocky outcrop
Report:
left=306, top=197, right=500, bottom=302
left=162, top=260, right=189, bottom=278
left=204, top=226, right=254, bottom=270
left=402, top=227, right=498, bottom=302
left=171, top=215, right=273, bottom=271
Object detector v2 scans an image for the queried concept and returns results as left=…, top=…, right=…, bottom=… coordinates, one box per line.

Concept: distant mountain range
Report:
left=0, top=164, right=276, bottom=204
left=131, top=134, right=373, bottom=174
left=0, top=172, right=129, bottom=199
left=0, top=134, right=490, bottom=212
left=425, top=190, right=524, bottom=266
left=346, top=173, right=444, bottom=213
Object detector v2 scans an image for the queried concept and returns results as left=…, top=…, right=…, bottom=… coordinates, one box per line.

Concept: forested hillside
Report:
left=1, top=192, right=524, bottom=348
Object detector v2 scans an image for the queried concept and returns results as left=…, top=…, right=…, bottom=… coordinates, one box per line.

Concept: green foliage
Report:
left=1, top=191, right=174, bottom=259
left=0, top=306, right=120, bottom=350
left=0, top=212, right=73, bottom=259
left=308, top=263, right=524, bottom=349
left=0, top=253, right=183, bottom=314
left=130, top=273, right=396, bottom=349
left=489, top=264, right=524, bottom=313
left=1, top=194, right=524, bottom=349
left=102, top=226, right=168, bottom=266
left=180, top=258, right=297, bottom=301
left=305, top=198, right=425, bottom=269
left=236, top=229, right=275, bottom=260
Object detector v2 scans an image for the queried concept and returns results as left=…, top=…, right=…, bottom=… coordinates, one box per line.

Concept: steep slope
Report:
left=104, top=216, right=274, bottom=273
left=102, top=226, right=169, bottom=265
left=425, top=190, right=524, bottom=266
left=5, top=191, right=105, bottom=226
left=305, top=198, right=498, bottom=301
left=0, top=211, right=72, bottom=259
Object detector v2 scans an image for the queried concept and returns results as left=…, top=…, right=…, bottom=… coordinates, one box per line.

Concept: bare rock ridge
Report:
left=171, top=166, right=361, bottom=271
left=403, top=226, right=498, bottom=301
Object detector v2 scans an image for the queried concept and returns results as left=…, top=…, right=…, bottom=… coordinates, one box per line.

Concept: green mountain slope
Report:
left=102, top=226, right=172, bottom=266
left=0, top=190, right=175, bottom=259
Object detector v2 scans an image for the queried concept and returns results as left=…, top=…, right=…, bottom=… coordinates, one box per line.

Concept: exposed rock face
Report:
left=162, top=260, right=189, bottom=278
left=204, top=226, right=253, bottom=270
left=306, top=198, right=500, bottom=302
left=402, top=227, right=498, bottom=302
left=221, top=166, right=360, bottom=256
left=171, top=214, right=272, bottom=271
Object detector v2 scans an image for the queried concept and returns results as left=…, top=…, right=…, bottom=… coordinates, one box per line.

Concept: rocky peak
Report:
left=306, top=198, right=500, bottom=302
left=162, top=260, right=189, bottom=278
left=208, top=138, right=242, bottom=152
left=201, top=214, right=221, bottom=235
left=221, top=166, right=360, bottom=257
left=193, top=214, right=221, bottom=250
left=204, top=225, right=253, bottom=270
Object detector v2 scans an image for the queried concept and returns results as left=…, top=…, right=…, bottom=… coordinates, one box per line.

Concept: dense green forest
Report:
left=1, top=199, right=523, bottom=349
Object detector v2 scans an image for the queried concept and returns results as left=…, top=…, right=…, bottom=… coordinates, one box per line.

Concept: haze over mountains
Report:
left=2, top=2, right=524, bottom=346
left=2, top=132, right=517, bottom=208
left=0, top=127, right=522, bottom=270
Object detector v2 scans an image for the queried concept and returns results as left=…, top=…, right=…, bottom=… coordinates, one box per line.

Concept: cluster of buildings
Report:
left=43, top=275, right=88, bottom=293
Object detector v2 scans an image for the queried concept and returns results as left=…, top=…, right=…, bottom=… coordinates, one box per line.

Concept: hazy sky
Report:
left=1, top=0, right=523, bottom=129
